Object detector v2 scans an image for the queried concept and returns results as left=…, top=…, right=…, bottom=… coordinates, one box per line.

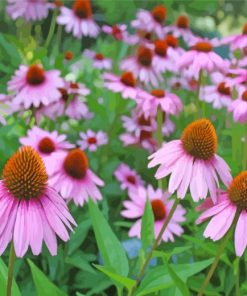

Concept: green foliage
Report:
left=141, top=198, right=154, bottom=252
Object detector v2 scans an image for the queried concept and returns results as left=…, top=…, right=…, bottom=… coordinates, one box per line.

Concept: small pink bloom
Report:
left=77, top=130, right=108, bottom=151
left=121, top=185, right=186, bottom=242
left=165, top=35, right=185, bottom=66
left=102, top=24, right=128, bottom=41
left=152, top=39, right=175, bottom=73
left=148, top=119, right=232, bottom=203
left=221, top=23, right=247, bottom=51
left=228, top=89, right=247, bottom=123
left=84, top=49, right=112, bottom=70
left=8, top=64, right=64, bottom=109
left=162, top=115, right=175, bottom=137
left=114, top=163, right=144, bottom=191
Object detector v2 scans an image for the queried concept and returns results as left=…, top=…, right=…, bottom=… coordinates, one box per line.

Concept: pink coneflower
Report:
left=177, top=39, right=227, bottom=78
left=20, top=126, right=74, bottom=158
left=114, top=163, right=144, bottom=191
left=102, top=24, right=128, bottom=41
left=165, top=35, right=185, bottom=64
left=225, top=68, right=247, bottom=93
left=138, top=89, right=183, bottom=118
left=6, top=0, right=54, bottom=21
left=121, top=185, right=186, bottom=242
left=148, top=119, right=232, bottom=203
left=57, top=0, right=99, bottom=38
left=152, top=40, right=174, bottom=73
left=221, top=23, right=247, bottom=51
left=84, top=50, right=112, bottom=70
left=131, top=5, right=167, bottom=39
left=167, top=76, right=188, bottom=92
left=162, top=115, right=175, bottom=137
left=0, top=94, right=15, bottom=124
left=8, top=64, right=64, bottom=109
left=120, top=46, right=162, bottom=87
left=197, top=171, right=247, bottom=256
left=77, top=130, right=108, bottom=151
left=47, top=149, right=104, bottom=206
left=228, top=89, right=247, bottom=123
left=103, top=72, right=141, bottom=100
left=0, top=146, right=76, bottom=257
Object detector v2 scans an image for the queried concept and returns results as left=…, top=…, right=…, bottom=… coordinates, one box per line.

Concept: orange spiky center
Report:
left=151, top=5, right=166, bottom=24
left=242, top=90, right=247, bottom=101
left=87, top=137, right=97, bottom=144
left=181, top=119, right=217, bottom=160
left=151, top=89, right=165, bottom=98
left=139, top=130, right=152, bottom=142
left=193, top=42, right=212, bottom=52
left=176, top=15, right=189, bottom=29
left=2, top=146, right=48, bottom=200
left=120, top=72, right=136, bottom=87
left=228, top=172, right=247, bottom=209
left=112, top=25, right=122, bottom=39
left=95, top=53, right=104, bottom=60
left=63, top=149, right=88, bottom=179
left=38, top=137, right=56, bottom=154
left=151, top=199, right=166, bottom=221
left=59, top=88, right=69, bottom=101
left=72, top=0, right=92, bottom=19
left=217, top=82, right=231, bottom=96
left=126, top=175, right=136, bottom=184
left=137, top=114, right=151, bottom=126
left=26, top=65, right=45, bottom=86
left=243, top=23, right=247, bottom=35
left=154, top=40, right=167, bottom=57
left=165, top=35, right=178, bottom=48
left=64, top=51, right=74, bottom=60
left=137, top=46, right=153, bottom=67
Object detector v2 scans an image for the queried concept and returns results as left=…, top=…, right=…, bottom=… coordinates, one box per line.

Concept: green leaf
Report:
left=93, top=264, right=135, bottom=290
left=0, top=258, right=21, bottom=296
left=27, top=259, right=67, bottom=296
left=136, top=258, right=214, bottom=295
left=88, top=199, right=129, bottom=276
left=141, top=198, right=154, bottom=252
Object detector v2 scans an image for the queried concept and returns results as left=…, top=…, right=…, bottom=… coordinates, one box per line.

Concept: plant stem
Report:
left=235, top=257, right=240, bottom=296
left=6, top=243, right=16, bottom=296
left=156, top=107, right=163, bottom=147
left=195, top=69, right=203, bottom=119
left=242, top=124, right=247, bottom=170
left=197, top=213, right=239, bottom=296
left=45, top=9, right=58, bottom=48
left=128, top=198, right=180, bottom=296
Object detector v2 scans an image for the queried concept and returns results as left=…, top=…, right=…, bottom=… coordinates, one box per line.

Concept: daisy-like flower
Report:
left=102, top=24, right=128, bottom=41
left=152, top=40, right=174, bottom=73
left=165, top=35, right=185, bottom=64
left=57, top=0, right=99, bottom=38
left=228, top=89, right=247, bottom=123
left=122, top=185, right=186, bottom=242
left=138, top=89, right=183, bottom=118
left=103, top=72, right=140, bottom=100
left=120, top=46, right=161, bottom=87
left=148, top=119, right=232, bottom=203
left=114, top=163, right=144, bottom=191
left=197, top=171, right=247, bottom=256
left=6, top=0, right=54, bottom=21
left=8, top=64, right=64, bottom=109
left=221, top=23, right=247, bottom=51
left=225, top=68, right=247, bottom=93
left=200, top=72, right=232, bottom=109
left=77, top=130, right=108, bottom=151
left=177, top=39, right=227, bottom=78
left=20, top=126, right=74, bottom=158
left=0, top=146, right=76, bottom=257
left=162, top=115, right=175, bottom=137
left=84, top=49, right=112, bottom=70
left=47, top=149, right=104, bottom=206
left=131, top=5, right=167, bottom=39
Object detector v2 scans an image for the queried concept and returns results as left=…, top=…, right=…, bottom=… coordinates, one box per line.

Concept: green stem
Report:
left=6, top=243, right=16, bottom=296
left=56, top=25, right=62, bottom=52
left=242, top=124, right=247, bottom=170
left=197, top=213, right=239, bottom=296
left=195, top=69, right=203, bottom=119
left=235, top=257, right=240, bottom=296
left=128, top=198, right=180, bottom=296
left=156, top=107, right=163, bottom=147
left=45, top=10, right=58, bottom=48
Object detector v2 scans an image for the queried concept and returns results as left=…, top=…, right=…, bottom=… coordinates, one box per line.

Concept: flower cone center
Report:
left=95, top=53, right=104, bottom=60
left=88, top=137, right=97, bottom=144
left=242, top=90, right=247, bottom=101
left=120, top=72, right=136, bottom=87
left=126, top=175, right=136, bottom=184
left=137, top=46, right=153, bottom=67
left=228, top=172, right=247, bottom=209
left=176, top=15, right=189, bottom=29
left=63, top=149, right=88, bottom=179
left=193, top=42, right=212, bottom=52
left=59, top=88, right=69, bottom=101
left=217, top=82, right=231, bottom=96
left=243, top=23, right=247, bottom=35
left=38, top=137, right=56, bottom=154
left=26, top=65, right=45, bottom=86
left=151, top=199, right=166, bottom=220
left=151, top=5, right=166, bottom=23
left=73, top=0, right=92, bottom=19
left=154, top=40, right=167, bottom=57
left=165, top=35, right=178, bottom=48
left=151, top=89, right=165, bottom=98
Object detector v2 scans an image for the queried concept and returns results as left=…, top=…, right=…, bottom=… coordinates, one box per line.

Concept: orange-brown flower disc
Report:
left=2, top=146, right=48, bottom=200
left=242, top=90, right=247, bottom=102
left=26, top=65, right=45, bottom=85
left=63, top=149, right=88, bottom=179
left=137, top=114, right=151, bottom=126
left=228, top=172, right=247, bottom=209
left=151, top=199, right=166, bottom=220
left=72, top=0, right=92, bottom=19
left=217, top=82, right=231, bottom=96
left=243, top=23, right=247, bottom=35
left=151, top=5, right=166, bottom=23
left=95, top=53, right=104, bottom=60
left=151, top=89, right=165, bottom=98
left=154, top=40, right=167, bottom=57
left=38, top=137, right=56, bottom=154
left=137, top=46, right=153, bottom=67
left=120, top=72, right=136, bottom=87
left=176, top=15, right=189, bottom=29
left=139, top=130, right=152, bottom=142
left=181, top=119, right=217, bottom=160
left=193, top=42, right=212, bottom=52
left=87, top=137, right=97, bottom=144
left=165, top=35, right=178, bottom=48
left=64, top=51, right=74, bottom=60
left=59, top=88, right=69, bottom=101
left=126, top=175, right=136, bottom=184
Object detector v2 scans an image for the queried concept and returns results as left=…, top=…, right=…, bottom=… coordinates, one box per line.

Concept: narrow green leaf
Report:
left=0, top=258, right=21, bottom=296
left=141, top=198, right=154, bottom=252
left=93, top=264, right=135, bottom=290
left=27, top=259, right=66, bottom=296
left=88, top=199, right=129, bottom=276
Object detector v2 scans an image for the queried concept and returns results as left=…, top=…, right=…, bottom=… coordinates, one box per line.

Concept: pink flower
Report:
left=221, top=23, right=247, bottom=51
left=120, top=46, right=162, bottom=87
left=84, top=49, right=112, bottom=70
left=228, top=89, right=247, bottom=123
left=6, top=0, right=54, bottom=21
left=162, top=115, right=175, bottom=137
left=131, top=5, right=167, bottom=39
left=20, top=126, right=74, bottom=158
left=121, top=185, right=186, bottom=242
left=0, top=94, right=16, bottom=125
left=0, top=146, right=76, bottom=257
left=47, top=149, right=104, bottom=206
left=8, top=64, right=64, bottom=109
left=152, top=40, right=175, bottom=73
left=114, top=163, right=144, bottom=191
left=197, top=171, right=247, bottom=256
left=120, top=132, right=157, bottom=153
left=148, top=119, right=232, bottom=203
left=137, top=89, right=183, bottom=118
left=102, top=24, right=128, bottom=41
left=177, top=39, right=227, bottom=78
left=57, top=0, right=99, bottom=38
left=165, top=35, right=185, bottom=66
left=103, top=72, right=141, bottom=100
left=225, top=68, right=247, bottom=93
left=77, top=130, right=108, bottom=151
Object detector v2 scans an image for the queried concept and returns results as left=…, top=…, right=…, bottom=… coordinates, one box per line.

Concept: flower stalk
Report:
left=6, top=242, right=16, bottom=296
